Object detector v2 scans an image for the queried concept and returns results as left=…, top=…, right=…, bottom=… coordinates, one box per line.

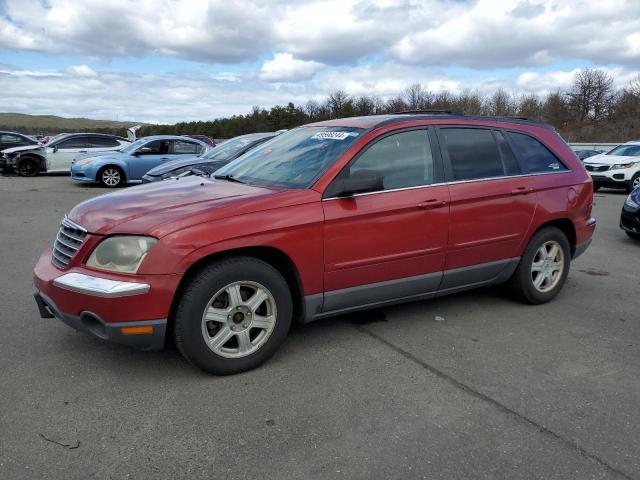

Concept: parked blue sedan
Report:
left=71, top=135, right=210, bottom=187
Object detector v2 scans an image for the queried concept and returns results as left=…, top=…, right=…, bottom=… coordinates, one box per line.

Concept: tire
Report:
left=98, top=166, right=124, bottom=188
left=627, top=173, right=640, bottom=194
left=627, top=231, right=640, bottom=241
left=16, top=156, right=41, bottom=177
left=174, top=257, right=293, bottom=375
left=509, top=226, right=571, bottom=304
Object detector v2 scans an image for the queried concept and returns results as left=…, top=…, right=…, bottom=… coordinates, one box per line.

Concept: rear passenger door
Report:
left=321, top=128, right=450, bottom=312
left=436, top=127, right=538, bottom=286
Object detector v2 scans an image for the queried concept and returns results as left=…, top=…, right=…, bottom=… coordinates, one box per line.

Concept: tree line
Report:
left=140, top=69, right=640, bottom=142
left=3, top=69, right=638, bottom=142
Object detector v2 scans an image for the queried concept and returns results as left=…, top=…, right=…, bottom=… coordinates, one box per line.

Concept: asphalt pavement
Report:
left=1, top=175, right=638, bottom=480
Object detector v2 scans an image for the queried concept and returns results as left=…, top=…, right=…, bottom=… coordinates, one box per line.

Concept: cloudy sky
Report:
left=1, top=0, right=639, bottom=123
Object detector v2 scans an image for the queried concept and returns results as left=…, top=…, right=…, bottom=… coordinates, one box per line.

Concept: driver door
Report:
left=321, top=128, right=450, bottom=313
left=47, top=135, right=89, bottom=171
left=128, top=140, right=171, bottom=179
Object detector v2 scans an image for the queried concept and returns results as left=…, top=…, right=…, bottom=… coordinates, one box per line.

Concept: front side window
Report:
left=171, top=140, right=203, bottom=154
left=216, top=127, right=363, bottom=189
left=507, top=132, right=567, bottom=173
left=335, top=129, right=434, bottom=192
left=442, top=128, right=504, bottom=181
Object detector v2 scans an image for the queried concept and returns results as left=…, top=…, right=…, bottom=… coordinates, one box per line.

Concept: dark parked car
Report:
left=34, top=113, right=595, bottom=375
left=0, top=131, right=38, bottom=154
left=573, top=149, right=602, bottom=161
left=185, top=135, right=216, bottom=147
left=142, top=132, right=276, bottom=183
left=620, top=187, right=640, bottom=240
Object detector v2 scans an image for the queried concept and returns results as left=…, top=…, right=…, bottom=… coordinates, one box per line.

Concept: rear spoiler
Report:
left=127, top=125, right=142, bottom=142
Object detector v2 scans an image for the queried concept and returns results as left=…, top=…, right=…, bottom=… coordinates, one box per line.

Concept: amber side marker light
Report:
left=120, top=326, right=154, bottom=335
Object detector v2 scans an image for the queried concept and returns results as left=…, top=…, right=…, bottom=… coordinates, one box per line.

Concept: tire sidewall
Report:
left=175, top=258, right=293, bottom=375
left=17, top=157, right=41, bottom=177
left=517, top=227, right=571, bottom=304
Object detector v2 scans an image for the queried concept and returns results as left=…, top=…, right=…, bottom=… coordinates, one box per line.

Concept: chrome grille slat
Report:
left=51, top=216, right=87, bottom=269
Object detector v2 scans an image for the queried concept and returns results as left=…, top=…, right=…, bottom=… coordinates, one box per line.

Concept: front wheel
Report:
left=509, top=226, right=571, bottom=304
left=174, top=257, right=293, bottom=375
left=98, top=166, right=124, bottom=188
left=627, top=231, right=640, bottom=241
left=16, top=157, right=41, bottom=177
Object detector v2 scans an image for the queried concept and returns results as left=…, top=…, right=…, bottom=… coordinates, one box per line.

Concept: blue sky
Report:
left=1, top=0, right=639, bottom=124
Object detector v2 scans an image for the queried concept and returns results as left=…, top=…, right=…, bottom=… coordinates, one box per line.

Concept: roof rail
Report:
left=392, top=109, right=461, bottom=115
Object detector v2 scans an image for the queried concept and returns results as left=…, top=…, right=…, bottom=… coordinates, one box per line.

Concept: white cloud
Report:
left=65, top=65, right=98, bottom=77
left=260, top=53, right=324, bottom=82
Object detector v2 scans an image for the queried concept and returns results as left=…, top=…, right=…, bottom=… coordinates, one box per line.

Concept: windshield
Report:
left=606, top=145, right=640, bottom=157
left=202, top=135, right=270, bottom=161
left=215, top=127, right=364, bottom=189
left=120, top=138, right=148, bottom=154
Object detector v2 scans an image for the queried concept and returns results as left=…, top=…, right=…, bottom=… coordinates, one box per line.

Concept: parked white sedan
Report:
left=0, top=133, right=130, bottom=176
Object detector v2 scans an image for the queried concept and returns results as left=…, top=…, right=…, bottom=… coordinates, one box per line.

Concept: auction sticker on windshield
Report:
left=311, top=131, right=354, bottom=140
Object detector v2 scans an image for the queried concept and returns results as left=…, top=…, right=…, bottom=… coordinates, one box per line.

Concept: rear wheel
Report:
left=509, top=226, right=571, bottom=304
left=16, top=156, right=41, bottom=177
left=98, top=166, right=124, bottom=187
left=174, top=257, right=293, bottom=375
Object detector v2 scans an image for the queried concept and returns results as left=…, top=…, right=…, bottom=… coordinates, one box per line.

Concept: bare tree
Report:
left=403, top=84, right=431, bottom=110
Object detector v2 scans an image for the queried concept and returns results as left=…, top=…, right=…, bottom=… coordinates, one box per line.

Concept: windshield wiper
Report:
left=213, top=174, right=246, bottom=184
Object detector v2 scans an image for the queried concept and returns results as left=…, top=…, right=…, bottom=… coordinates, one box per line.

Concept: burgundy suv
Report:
left=33, top=114, right=595, bottom=374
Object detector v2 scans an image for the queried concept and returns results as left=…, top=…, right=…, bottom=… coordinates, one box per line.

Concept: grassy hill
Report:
left=0, top=112, right=144, bottom=136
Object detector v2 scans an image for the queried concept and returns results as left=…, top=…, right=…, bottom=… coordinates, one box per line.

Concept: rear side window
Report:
left=57, top=136, right=88, bottom=149
left=171, top=140, right=203, bottom=154
left=441, top=128, right=504, bottom=181
left=349, top=129, right=434, bottom=191
left=1, top=134, right=22, bottom=144
left=88, top=136, right=119, bottom=148
left=507, top=132, right=567, bottom=173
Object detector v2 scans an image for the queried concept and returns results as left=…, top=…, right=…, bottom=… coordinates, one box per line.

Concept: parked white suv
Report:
left=583, top=141, right=640, bottom=192
left=0, top=133, right=130, bottom=176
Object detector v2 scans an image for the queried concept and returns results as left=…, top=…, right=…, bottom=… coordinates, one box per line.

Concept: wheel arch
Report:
left=166, top=246, right=306, bottom=345
left=97, top=163, right=127, bottom=183
left=529, top=218, right=576, bottom=256
left=17, top=153, right=46, bottom=171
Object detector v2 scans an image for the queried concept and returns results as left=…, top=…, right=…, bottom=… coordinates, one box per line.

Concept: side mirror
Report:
left=52, top=146, right=58, bottom=153
left=135, top=147, right=152, bottom=156
left=333, top=169, right=384, bottom=197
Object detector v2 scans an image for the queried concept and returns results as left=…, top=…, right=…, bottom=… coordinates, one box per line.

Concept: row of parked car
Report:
left=0, top=130, right=279, bottom=187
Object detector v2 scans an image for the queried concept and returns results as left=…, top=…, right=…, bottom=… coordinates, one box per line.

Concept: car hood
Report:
left=145, top=155, right=202, bottom=176
left=67, top=176, right=299, bottom=236
left=584, top=154, right=639, bottom=165
left=2, top=144, right=42, bottom=155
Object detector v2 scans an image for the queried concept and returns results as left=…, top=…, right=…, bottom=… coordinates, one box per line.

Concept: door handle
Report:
left=79, top=150, right=87, bottom=153
left=161, top=157, right=170, bottom=160
left=511, top=186, right=533, bottom=195
left=418, top=199, right=448, bottom=210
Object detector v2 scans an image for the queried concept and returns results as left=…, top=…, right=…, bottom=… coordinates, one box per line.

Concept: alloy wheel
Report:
left=102, top=168, right=121, bottom=187
left=201, top=281, right=277, bottom=358
left=531, top=240, right=565, bottom=293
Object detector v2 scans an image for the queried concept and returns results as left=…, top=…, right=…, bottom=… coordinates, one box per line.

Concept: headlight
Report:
left=625, top=194, right=640, bottom=209
left=610, top=162, right=636, bottom=170
left=75, top=157, right=97, bottom=166
left=86, top=236, right=157, bottom=273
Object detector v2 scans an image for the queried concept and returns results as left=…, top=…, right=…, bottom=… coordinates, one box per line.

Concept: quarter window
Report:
left=507, top=132, right=567, bottom=173
left=442, top=128, right=504, bottom=181
left=346, top=129, right=435, bottom=191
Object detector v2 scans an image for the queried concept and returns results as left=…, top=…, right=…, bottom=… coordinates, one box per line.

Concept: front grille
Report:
left=585, top=165, right=610, bottom=172
left=52, top=216, right=88, bottom=269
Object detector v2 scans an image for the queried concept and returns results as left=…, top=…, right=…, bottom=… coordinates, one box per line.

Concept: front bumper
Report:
left=34, top=289, right=166, bottom=350
left=620, top=206, right=640, bottom=234
left=33, top=248, right=180, bottom=350
left=588, top=169, right=635, bottom=189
